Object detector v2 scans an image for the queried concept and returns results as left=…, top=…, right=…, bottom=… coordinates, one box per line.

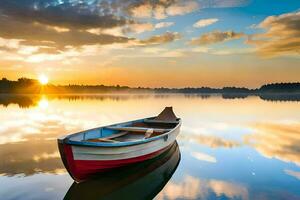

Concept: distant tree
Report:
left=222, top=87, right=251, bottom=93
left=259, top=83, right=300, bottom=93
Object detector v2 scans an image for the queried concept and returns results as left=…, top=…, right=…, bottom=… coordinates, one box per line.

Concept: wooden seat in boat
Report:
left=89, top=138, right=118, bottom=143
left=143, top=119, right=178, bottom=124
left=106, top=126, right=171, bottom=133
left=86, top=131, right=128, bottom=143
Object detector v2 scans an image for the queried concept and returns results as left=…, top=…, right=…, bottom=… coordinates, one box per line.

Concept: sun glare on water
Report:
left=38, top=74, right=49, bottom=85
left=38, top=98, right=49, bottom=109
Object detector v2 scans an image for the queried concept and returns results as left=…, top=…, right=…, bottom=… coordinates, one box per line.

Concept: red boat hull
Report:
left=58, top=142, right=172, bottom=182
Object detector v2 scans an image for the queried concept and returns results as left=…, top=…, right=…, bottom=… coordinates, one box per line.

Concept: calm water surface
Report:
left=0, top=94, right=300, bottom=200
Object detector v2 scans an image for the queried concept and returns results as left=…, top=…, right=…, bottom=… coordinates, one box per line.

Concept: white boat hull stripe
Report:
left=72, top=128, right=179, bottom=161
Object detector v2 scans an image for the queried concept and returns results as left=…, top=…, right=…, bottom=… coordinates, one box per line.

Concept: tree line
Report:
left=0, top=77, right=299, bottom=94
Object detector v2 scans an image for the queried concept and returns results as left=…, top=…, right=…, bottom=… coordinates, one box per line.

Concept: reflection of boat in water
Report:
left=58, top=107, right=181, bottom=181
left=63, top=141, right=180, bottom=200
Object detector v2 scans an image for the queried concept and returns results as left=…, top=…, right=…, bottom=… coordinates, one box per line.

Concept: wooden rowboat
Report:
left=57, top=107, right=181, bottom=182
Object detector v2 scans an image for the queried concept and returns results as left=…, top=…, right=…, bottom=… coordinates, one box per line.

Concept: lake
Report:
left=0, top=94, right=300, bottom=200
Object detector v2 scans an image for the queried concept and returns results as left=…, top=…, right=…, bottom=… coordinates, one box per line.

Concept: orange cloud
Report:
left=190, top=30, right=245, bottom=45
left=155, top=22, right=175, bottom=29
left=193, top=18, right=219, bottom=28
left=128, top=0, right=199, bottom=19
left=139, top=32, right=181, bottom=45
left=247, top=11, right=300, bottom=57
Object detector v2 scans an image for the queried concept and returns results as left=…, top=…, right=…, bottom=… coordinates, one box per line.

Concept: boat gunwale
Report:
left=58, top=117, right=181, bottom=147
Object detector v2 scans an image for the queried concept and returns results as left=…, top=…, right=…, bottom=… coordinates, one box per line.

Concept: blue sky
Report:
left=0, top=0, right=299, bottom=87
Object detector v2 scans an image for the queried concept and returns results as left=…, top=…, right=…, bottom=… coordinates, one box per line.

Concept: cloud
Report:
left=154, top=5, right=168, bottom=20
left=90, top=21, right=175, bottom=37
left=247, top=24, right=259, bottom=29
left=192, top=47, right=255, bottom=56
left=190, top=30, right=245, bottom=45
left=247, top=11, right=300, bottom=57
left=124, top=23, right=155, bottom=34
left=117, top=47, right=185, bottom=58
left=0, top=46, right=17, bottom=53
left=155, top=22, right=175, bottom=29
left=198, top=0, right=250, bottom=8
left=245, top=122, right=300, bottom=166
left=0, top=38, right=20, bottom=51
left=0, top=0, right=130, bottom=30
left=129, top=2, right=153, bottom=18
left=0, top=0, right=186, bottom=59
left=193, top=18, right=219, bottom=28
left=127, top=0, right=199, bottom=19
left=0, top=0, right=252, bottom=61
left=0, top=0, right=136, bottom=57
left=88, top=22, right=157, bottom=37
left=0, top=16, right=129, bottom=49
left=123, top=22, right=174, bottom=34
left=87, top=27, right=125, bottom=37
left=166, top=1, right=199, bottom=16
left=125, top=0, right=248, bottom=20
left=0, top=0, right=248, bottom=26
left=139, top=32, right=181, bottom=45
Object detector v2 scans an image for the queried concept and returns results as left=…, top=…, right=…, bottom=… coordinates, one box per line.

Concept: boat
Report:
left=57, top=107, right=181, bottom=182
left=63, top=142, right=180, bottom=200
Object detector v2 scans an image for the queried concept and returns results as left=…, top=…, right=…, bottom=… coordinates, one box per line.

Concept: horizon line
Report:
left=2, top=77, right=300, bottom=90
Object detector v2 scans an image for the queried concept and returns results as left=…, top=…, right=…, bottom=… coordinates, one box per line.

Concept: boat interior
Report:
left=69, top=107, right=180, bottom=143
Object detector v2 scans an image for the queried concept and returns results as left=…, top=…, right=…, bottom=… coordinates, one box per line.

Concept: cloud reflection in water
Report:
left=245, top=122, right=300, bottom=166
left=156, top=175, right=248, bottom=200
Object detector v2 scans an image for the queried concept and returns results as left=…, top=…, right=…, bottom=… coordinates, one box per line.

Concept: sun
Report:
left=38, top=74, right=49, bottom=85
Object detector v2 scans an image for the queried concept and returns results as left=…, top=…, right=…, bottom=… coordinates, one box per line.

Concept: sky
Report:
left=0, top=0, right=299, bottom=88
